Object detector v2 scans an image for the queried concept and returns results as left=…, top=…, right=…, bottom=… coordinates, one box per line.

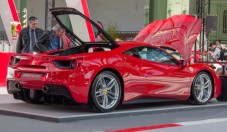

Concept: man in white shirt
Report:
left=209, top=42, right=221, bottom=61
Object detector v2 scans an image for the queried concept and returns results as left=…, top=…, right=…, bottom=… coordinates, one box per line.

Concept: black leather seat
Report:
left=93, top=47, right=105, bottom=52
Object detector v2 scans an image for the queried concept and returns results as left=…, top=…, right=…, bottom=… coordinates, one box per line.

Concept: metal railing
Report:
left=0, top=31, right=8, bottom=41
left=117, top=31, right=139, bottom=34
left=116, top=31, right=139, bottom=40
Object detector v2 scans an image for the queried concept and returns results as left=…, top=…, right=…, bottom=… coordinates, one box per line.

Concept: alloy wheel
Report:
left=95, top=74, right=120, bottom=109
left=192, top=73, right=213, bottom=104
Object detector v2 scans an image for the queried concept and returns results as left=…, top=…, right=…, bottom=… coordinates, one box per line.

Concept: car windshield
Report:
left=160, top=46, right=217, bottom=63
left=57, top=14, right=111, bottom=43
left=160, top=46, right=183, bottom=60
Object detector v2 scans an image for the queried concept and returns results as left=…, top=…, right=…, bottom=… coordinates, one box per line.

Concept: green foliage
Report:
left=106, top=23, right=120, bottom=40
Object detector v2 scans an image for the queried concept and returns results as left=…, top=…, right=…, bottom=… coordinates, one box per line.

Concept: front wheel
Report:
left=89, top=71, right=122, bottom=112
left=188, top=72, right=213, bottom=105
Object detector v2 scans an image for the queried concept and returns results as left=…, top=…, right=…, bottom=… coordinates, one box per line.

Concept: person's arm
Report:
left=34, top=31, right=50, bottom=52
left=208, top=50, right=219, bottom=62
left=36, top=28, right=45, bottom=39
left=213, top=48, right=221, bottom=59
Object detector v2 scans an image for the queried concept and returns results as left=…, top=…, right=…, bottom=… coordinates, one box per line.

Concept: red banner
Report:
left=0, top=52, right=15, bottom=86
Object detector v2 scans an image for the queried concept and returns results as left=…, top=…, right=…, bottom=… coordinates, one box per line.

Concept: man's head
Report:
left=28, top=16, right=38, bottom=30
left=216, top=40, right=222, bottom=45
left=209, top=43, right=217, bottom=51
left=53, top=24, right=64, bottom=38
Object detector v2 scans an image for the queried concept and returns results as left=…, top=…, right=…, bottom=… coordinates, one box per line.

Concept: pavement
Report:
left=0, top=92, right=226, bottom=123
left=0, top=86, right=7, bottom=94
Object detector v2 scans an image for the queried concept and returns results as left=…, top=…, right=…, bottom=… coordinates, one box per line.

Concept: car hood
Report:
left=134, top=15, right=202, bottom=61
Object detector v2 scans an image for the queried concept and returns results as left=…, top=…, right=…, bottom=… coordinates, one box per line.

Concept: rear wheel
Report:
left=89, top=71, right=122, bottom=112
left=188, top=72, right=213, bottom=105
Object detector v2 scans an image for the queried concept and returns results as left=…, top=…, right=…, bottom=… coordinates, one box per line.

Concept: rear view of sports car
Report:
left=7, top=7, right=221, bottom=113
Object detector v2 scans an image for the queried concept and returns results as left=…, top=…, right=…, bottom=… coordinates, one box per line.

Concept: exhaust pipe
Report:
left=14, top=82, right=21, bottom=90
left=42, top=86, right=50, bottom=93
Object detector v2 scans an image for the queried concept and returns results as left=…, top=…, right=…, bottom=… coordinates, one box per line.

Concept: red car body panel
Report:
left=117, top=42, right=221, bottom=101
left=134, top=15, right=202, bottom=61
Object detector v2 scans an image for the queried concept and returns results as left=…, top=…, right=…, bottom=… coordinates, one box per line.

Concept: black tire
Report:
left=89, top=71, right=122, bottom=112
left=188, top=72, right=213, bottom=105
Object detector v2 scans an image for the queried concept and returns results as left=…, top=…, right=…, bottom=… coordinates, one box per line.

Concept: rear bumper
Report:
left=7, top=65, right=92, bottom=104
left=7, top=80, right=72, bottom=99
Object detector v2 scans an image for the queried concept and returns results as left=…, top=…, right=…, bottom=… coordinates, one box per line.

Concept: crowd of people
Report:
left=16, top=16, right=72, bottom=54
left=209, top=40, right=227, bottom=62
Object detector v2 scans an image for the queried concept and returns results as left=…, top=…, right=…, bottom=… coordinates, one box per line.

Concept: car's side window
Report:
left=136, top=46, right=179, bottom=65
left=123, top=49, right=141, bottom=58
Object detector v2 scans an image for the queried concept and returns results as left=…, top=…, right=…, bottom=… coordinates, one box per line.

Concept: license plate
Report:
left=21, top=73, right=43, bottom=80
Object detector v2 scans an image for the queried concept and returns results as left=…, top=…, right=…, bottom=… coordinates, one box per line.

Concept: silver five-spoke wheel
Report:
left=189, top=72, right=213, bottom=105
left=95, top=74, right=120, bottom=109
left=90, top=71, right=121, bottom=112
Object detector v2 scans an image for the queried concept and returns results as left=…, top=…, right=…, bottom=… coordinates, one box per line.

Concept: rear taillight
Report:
left=9, top=56, right=31, bottom=66
left=9, top=56, right=20, bottom=65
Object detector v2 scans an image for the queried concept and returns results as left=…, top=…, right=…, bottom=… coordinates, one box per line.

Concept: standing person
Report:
left=216, top=40, right=223, bottom=49
left=61, top=32, right=73, bottom=49
left=16, top=16, right=44, bottom=54
left=209, top=42, right=221, bottom=61
left=209, top=41, right=227, bottom=61
left=35, top=24, right=65, bottom=52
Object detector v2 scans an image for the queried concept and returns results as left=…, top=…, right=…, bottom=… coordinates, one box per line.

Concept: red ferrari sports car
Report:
left=7, top=7, right=221, bottom=112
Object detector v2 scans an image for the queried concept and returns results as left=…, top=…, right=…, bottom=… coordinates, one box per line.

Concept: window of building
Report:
left=223, top=10, right=227, bottom=33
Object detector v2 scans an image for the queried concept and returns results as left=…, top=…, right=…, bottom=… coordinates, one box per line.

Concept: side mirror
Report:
left=180, top=60, right=186, bottom=68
